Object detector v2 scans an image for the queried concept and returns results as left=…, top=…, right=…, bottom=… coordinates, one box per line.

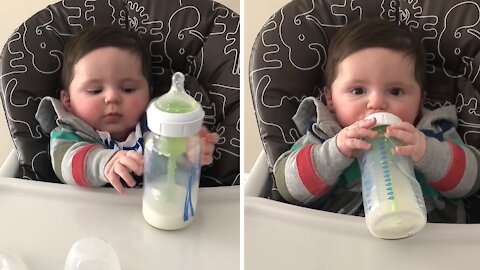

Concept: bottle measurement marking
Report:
left=379, top=139, right=399, bottom=212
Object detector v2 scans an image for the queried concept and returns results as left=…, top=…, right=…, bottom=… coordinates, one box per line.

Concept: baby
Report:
left=36, top=25, right=218, bottom=194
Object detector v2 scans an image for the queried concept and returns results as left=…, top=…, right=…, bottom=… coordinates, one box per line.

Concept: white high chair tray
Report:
left=245, top=196, right=480, bottom=270
left=0, top=177, right=239, bottom=269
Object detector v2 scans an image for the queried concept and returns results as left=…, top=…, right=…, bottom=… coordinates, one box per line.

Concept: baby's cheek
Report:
left=130, top=99, right=149, bottom=114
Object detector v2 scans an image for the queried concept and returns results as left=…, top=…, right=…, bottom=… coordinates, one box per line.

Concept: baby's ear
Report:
left=418, top=90, right=427, bottom=114
left=421, top=90, right=427, bottom=103
left=60, top=90, right=72, bottom=111
left=324, top=87, right=334, bottom=111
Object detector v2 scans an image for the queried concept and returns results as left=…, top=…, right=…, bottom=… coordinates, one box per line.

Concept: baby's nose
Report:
left=105, top=89, right=121, bottom=103
left=367, top=93, right=386, bottom=109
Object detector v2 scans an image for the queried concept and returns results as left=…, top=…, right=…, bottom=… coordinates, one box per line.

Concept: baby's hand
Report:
left=336, top=118, right=378, bottom=158
left=198, top=126, right=219, bottom=165
left=104, top=150, right=144, bottom=194
left=386, top=122, right=426, bottom=162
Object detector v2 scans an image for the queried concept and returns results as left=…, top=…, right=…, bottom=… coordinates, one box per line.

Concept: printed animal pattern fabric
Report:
left=249, top=0, right=480, bottom=221
left=0, top=0, right=240, bottom=187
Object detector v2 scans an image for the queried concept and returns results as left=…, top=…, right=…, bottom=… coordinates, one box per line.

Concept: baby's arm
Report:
left=50, top=127, right=118, bottom=187
left=415, top=135, right=480, bottom=198
left=275, top=119, right=377, bottom=205
left=274, top=133, right=356, bottom=205
left=388, top=122, right=480, bottom=198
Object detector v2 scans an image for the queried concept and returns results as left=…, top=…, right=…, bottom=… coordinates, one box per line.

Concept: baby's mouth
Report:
left=105, top=111, right=122, bottom=116
left=104, top=113, right=122, bottom=122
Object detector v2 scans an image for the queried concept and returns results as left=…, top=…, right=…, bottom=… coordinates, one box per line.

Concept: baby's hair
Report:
left=61, top=25, right=151, bottom=91
left=324, top=19, right=426, bottom=91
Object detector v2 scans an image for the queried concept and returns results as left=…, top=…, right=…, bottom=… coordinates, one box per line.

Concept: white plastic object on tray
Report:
left=64, top=237, right=120, bottom=270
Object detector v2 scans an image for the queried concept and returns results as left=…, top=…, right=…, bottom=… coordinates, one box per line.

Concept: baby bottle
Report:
left=358, top=112, right=427, bottom=239
left=143, top=72, right=204, bottom=230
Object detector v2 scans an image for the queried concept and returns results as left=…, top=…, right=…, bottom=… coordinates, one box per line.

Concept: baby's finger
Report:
left=199, top=127, right=219, bottom=142
left=118, top=155, right=143, bottom=176
left=345, top=127, right=377, bottom=138
left=104, top=153, right=121, bottom=175
left=206, top=132, right=220, bottom=143
left=125, top=151, right=144, bottom=163
left=394, top=145, right=416, bottom=156
left=348, top=128, right=377, bottom=140
left=108, top=173, right=125, bottom=194
left=345, top=119, right=377, bottom=137
left=201, top=154, right=214, bottom=165
left=345, top=138, right=371, bottom=151
left=113, top=163, right=137, bottom=188
left=386, top=128, right=415, bottom=145
left=198, top=126, right=210, bottom=137
left=358, top=118, right=377, bottom=128
left=388, top=121, right=415, bottom=131
left=202, top=141, right=215, bottom=155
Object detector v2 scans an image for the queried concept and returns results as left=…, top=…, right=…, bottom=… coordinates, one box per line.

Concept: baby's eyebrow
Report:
left=77, top=79, right=102, bottom=88
left=340, top=78, right=368, bottom=85
left=120, top=77, right=144, bottom=84
left=341, top=79, right=368, bottom=86
left=340, top=79, right=413, bottom=88
left=77, top=78, right=143, bottom=87
left=384, top=81, right=413, bottom=88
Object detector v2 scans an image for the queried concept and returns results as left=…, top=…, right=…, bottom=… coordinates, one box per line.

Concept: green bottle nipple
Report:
left=153, top=72, right=198, bottom=113
left=153, top=72, right=200, bottom=158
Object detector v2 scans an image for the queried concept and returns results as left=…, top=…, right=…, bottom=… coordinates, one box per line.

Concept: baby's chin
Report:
left=99, top=126, right=136, bottom=141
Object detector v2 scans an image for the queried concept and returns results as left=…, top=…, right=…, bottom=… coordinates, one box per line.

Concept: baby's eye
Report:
left=350, top=87, right=365, bottom=95
left=123, top=88, right=136, bottom=93
left=389, top=88, right=404, bottom=96
left=87, top=89, right=102, bottom=95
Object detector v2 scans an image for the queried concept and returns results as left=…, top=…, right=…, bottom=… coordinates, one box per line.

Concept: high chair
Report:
left=0, top=0, right=240, bottom=186
left=247, top=0, right=480, bottom=221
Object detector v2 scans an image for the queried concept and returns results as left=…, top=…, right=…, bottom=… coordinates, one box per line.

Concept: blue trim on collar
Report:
left=420, top=120, right=454, bottom=142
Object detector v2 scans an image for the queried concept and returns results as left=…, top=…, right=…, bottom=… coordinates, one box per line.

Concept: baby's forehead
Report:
left=70, top=51, right=146, bottom=83
left=339, top=47, right=414, bottom=61
left=333, top=50, right=419, bottom=86
left=76, top=46, right=141, bottom=61
left=336, top=48, right=416, bottom=74
left=72, top=47, right=142, bottom=69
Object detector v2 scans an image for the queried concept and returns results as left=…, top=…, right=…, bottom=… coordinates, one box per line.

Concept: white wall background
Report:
left=244, top=0, right=290, bottom=173
left=0, top=0, right=239, bottom=166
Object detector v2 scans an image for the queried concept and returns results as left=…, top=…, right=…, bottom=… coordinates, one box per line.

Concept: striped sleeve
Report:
left=273, top=135, right=353, bottom=204
left=70, top=144, right=100, bottom=186
left=415, top=138, right=480, bottom=198
left=50, top=128, right=117, bottom=187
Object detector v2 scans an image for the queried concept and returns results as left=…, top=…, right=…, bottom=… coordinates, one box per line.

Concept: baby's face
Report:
left=61, top=46, right=150, bottom=141
left=326, top=47, right=423, bottom=127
